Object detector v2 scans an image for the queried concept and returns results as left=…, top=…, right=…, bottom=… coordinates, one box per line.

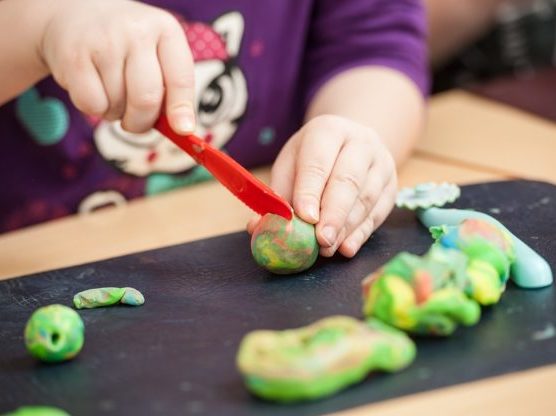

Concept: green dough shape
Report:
left=24, top=304, right=84, bottom=363
left=236, top=316, right=415, bottom=402
left=362, top=218, right=518, bottom=335
left=73, top=287, right=144, bottom=309
left=396, top=181, right=552, bottom=288
left=431, top=218, right=515, bottom=305
left=419, top=207, right=553, bottom=289
left=2, top=406, right=70, bottom=416
left=251, top=214, right=318, bottom=274
left=362, top=250, right=481, bottom=336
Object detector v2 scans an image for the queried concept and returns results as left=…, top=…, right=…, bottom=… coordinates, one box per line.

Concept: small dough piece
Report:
left=2, top=406, right=70, bottom=416
left=251, top=214, right=318, bottom=274
left=24, top=305, right=84, bottom=363
left=73, top=287, right=144, bottom=309
left=236, top=316, right=415, bottom=402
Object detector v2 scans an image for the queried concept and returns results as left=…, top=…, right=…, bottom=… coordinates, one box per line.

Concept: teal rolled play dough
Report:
left=418, top=207, right=553, bottom=289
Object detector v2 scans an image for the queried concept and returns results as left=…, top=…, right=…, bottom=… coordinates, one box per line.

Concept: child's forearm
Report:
left=305, top=66, right=425, bottom=167
left=0, top=0, right=56, bottom=104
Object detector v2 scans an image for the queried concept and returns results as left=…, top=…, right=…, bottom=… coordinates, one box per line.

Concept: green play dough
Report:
left=236, top=316, right=415, bottom=402
left=251, top=214, right=318, bottom=274
left=24, top=304, right=84, bottom=362
left=361, top=218, right=518, bottom=336
left=73, top=287, right=144, bottom=309
left=3, top=406, right=70, bottom=416
left=419, top=207, right=552, bottom=288
left=362, top=250, right=481, bottom=336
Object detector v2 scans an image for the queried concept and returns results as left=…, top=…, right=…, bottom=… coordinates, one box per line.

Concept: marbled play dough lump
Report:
left=419, top=206, right=552, bottom=288
left=2, top=406, right=70, bottom=416
left=362, top=250, right=481, bottom=336
left=433, top=218, right=515, bottom=296
left=24, top=304, right=84, bottom=362
left=73, top=287, right=144, bottom=309
left=237, top=316, right=415, bottom=402
left=251, top=214, right=318, bottom=274
left=362, top=219, right=517, bottom=335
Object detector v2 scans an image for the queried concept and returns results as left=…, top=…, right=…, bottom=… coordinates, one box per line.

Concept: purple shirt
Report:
left=0, top=0, right=427, bottom=232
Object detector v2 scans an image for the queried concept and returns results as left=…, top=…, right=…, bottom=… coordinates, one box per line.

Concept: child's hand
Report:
left=40, top=0, right=195, bottom=134
left=251, top=115, right=397, bottom=258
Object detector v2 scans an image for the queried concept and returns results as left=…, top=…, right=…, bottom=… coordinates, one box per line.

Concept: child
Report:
left=0, top=0, right=427, bottom=258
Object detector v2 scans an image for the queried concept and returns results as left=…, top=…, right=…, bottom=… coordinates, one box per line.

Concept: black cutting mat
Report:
left=0, top=180, right=555, bottom=416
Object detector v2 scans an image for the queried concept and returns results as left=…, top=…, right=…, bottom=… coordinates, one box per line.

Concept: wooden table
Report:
left=1, top=90, right=555, bottom=415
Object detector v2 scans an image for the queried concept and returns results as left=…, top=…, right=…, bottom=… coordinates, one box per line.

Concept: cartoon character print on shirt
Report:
left=93, top=11, right=248, bottom=178
left=79, top=11, right=248, bottom=213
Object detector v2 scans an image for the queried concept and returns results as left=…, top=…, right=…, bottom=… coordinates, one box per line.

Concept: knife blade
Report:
left=154, top=116, right=293, bottom=220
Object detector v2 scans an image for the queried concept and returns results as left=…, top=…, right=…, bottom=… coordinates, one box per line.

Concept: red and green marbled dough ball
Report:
left=24, top=304, right=84, bottom=362
left=251, top=214, right=319, bottom=274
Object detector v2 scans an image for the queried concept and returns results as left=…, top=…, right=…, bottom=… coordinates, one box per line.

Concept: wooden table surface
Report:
left=1, top=90, right=555, bottom=415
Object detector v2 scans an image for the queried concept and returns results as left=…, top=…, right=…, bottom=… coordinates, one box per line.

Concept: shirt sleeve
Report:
left=301, top=0, right=429, bottom=109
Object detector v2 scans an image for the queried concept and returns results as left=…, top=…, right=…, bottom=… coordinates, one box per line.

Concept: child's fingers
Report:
left=122, top=44, right=164, bottom=133
left=93, top=47, right=126, bottom=121
left=370, top=174, right=397, bottom=231
left=338, top=175, right=397, bottom=257
left=320, top=226, right=347, bottom=257
left=246, top=216, right=260, bottom=235
left=316, top=137, right=373, bottom=248
left=269, top=137, right=298, bottom=204
left=158, top=21, right=196, bottom=134
left=336, top=157, right=389, bottom=250
left=65, top=56, right=109, bottom=117
left=292, top=121, right=344, bottom=229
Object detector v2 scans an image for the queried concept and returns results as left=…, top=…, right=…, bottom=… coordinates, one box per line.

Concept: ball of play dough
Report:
left=24, top=304, right=84, bottom=363
left=251, top=214, right=318, bottom=274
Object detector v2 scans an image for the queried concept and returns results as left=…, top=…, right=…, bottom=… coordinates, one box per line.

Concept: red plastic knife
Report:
left=155, top=115, right=293, bottom=220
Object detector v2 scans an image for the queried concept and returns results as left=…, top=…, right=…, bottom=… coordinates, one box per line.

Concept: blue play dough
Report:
left=418, top=207, right=553, bottom=289
left=16, top=88, right=69, bottom=145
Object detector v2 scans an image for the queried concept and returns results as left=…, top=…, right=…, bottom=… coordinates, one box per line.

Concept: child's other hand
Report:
left=269, top=115, right=397, bottom=258
left=40, top=0, right=195, bottom=134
